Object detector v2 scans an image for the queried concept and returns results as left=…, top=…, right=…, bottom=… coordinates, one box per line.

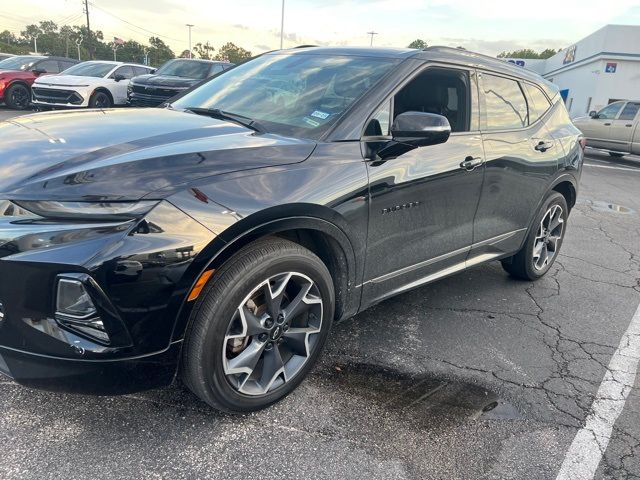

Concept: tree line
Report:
left=0, top=20, right=253, bottom=67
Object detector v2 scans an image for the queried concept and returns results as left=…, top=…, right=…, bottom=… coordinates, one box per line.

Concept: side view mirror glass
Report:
left=589, top=110, right=598, bottom=118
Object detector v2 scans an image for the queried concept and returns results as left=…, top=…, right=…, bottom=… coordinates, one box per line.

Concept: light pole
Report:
left=76, top=35, right=83, bottom=60
left=33, top=33, right=39, bottom=54
left=280, top=0, right=285, bottom=49
left=367, top=31, right=378, bottom=46
left=186, top=24, right=194, bottom=58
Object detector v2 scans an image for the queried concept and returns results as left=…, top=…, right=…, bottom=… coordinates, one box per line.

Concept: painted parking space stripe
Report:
left=584, top=163, right=640, bottom=173
left=556, top=301, right=640, bottom=480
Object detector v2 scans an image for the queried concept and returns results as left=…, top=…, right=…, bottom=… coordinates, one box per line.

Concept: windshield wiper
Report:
left=183, top=108, right=266, bottom=133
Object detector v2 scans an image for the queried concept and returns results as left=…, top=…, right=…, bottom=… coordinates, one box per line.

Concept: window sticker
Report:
left=310, top=110, right=330, bottom=119
left=304, top=117, right=321, bottom=127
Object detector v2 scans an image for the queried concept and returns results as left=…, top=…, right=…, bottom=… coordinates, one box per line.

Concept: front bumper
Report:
left=32, top=86, right=87, bottom=107
left=0, top=342, right=181, bottom=394
left=0, top=201, right=215, bottom=394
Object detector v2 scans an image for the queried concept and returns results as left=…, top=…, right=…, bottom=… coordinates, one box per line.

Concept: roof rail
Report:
left=294, top=45, right=319, bottom=49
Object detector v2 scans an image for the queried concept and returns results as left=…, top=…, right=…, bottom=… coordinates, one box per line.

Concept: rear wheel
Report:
left=4, top=83, right=31, bottom=110
left=89, top=91, right=112, bottom=108
left=501, top=191, right=568, bottom=280
left=181, top=237, right=334, bottom=413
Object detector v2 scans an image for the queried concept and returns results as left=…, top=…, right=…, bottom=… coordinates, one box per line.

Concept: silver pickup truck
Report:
left=573, top=100, right=640, bottom=157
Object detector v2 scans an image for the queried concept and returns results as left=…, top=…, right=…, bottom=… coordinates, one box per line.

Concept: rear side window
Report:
left=524, top=83, right=551, bottom=123
left=133, top=66, right=152, bottom=76
left=37, top=60, right=61, bottom=73
left=481, top=74, right=528, bottom=130
left=619, top=102, right=640, bottom=121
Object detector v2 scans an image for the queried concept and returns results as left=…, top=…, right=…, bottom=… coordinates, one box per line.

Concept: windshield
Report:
left=156, top=59, right=212, bottom=79
left=172, top=53, right=398, bottom=137
left=61, top=62, right=115, bottom=77
left=0, top=55, right=44, bottom=71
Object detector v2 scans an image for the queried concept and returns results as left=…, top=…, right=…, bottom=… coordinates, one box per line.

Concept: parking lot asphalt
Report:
left=1, top=108, right=640, bottom=479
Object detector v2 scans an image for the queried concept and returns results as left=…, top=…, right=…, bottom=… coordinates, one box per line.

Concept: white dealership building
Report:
left=503, top=25, right=640, bottom=118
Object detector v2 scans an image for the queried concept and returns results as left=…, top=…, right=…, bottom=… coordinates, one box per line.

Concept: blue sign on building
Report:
left=605, top=62, right=617, bottom=73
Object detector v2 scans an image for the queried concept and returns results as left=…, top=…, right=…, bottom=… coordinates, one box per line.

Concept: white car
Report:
left=31, top=61, right=154, bottom=108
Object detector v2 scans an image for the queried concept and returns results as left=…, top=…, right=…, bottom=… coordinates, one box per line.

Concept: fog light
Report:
left=56, top=279, right=97, bottom=318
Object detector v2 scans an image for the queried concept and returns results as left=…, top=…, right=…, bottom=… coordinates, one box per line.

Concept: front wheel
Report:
left=502, top=191, right=568, bottom=280
left=181, top=237, right=335, bottom=413
left=4, top=83, right=31, bottom=110
left=89, top=91, right=112, bottom=108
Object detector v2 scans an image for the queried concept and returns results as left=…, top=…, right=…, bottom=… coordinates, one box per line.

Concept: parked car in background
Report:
left=573, top=100, right=640, bottom=157
left=0, top=53, right=15, bottom=61
left=32, top=60, right=155, bottom=109
left=0, top=55, right=79, bottom=109
left=0, top=46, right=582, bottom=413
left=127, top=58, right=233, bottom=107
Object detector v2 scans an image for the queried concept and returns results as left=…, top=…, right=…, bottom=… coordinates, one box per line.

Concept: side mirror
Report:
left=113, top=74, right=126, bottom=82
left=377, top=112, right=451, bottom=160
left=589, top=110, right=598, bottom=118
left=32, top=68, right=47, bottom=76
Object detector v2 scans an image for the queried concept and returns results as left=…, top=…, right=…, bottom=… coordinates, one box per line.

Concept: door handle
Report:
left=604, top=122, right=611, bottom=126
left=626, top=124, right=633, bottom=127
left=460, top=156, right=483, bottom=171
left=534, top=141, right=554, bottom=152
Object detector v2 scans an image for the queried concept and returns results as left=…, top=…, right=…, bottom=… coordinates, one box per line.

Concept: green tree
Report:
left=215, top=42, right=251, bottom=63
left=408, top=39, right=427, bottom=49
left=148, top=37, right=175, bottom=66
left=497, top=48, right=559, bottom=59
left=194, top=41, right=215, bottom=60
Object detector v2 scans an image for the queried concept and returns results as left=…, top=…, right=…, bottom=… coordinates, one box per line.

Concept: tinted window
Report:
left=393, top=68, right=471, bottom=132
left=619, top=102, right=640, bottom=121
left=133, top=66, right=152, bottom=76
left=172, top=53, right=397, bottom=138
left=209, top=64, right=224, bottom=75
left=524, top=83, right=551, bottom=123
left=0, top=55, right=44, bottom=70
left=156, top=59, right=212, bottom=79
left=597, top=102, right=624, bottom=119
left=60, top=60, right=76, bottom=71
left=36, top=60, right=61, bottom=73
left=482, top=74, right=528, bottom=130
left=112, top=66, right=134, bottom=79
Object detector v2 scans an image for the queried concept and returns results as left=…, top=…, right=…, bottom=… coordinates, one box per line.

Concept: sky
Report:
left=2, top=0, right=640, bottom=56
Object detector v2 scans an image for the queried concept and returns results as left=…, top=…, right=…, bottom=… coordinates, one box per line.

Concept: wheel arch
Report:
left=90, top=87, right=114, bottom=104
left=171, top=210, right=360, bottom=343
left=550, top=175, right=577, bottom=211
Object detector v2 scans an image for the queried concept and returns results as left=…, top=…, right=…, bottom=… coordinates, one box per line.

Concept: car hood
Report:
left=34, top=75, right=103, bottom=87
left=131, top=74, right=200, bottom=89
left=0, top=108, right=316, bottom=201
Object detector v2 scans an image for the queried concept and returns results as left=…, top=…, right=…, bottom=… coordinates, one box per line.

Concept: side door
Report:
left=362, top=65, right=485, bottom=305
left=580, top=101, right=624, bottom=149
left=109, top=65, right=135, bottom=104
left=471, top=73, right=560, bottom=259
left=609, top=101, right=640, bottom=152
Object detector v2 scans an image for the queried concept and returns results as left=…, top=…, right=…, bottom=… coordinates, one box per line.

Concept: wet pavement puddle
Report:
left=578, top=199, right=635, bottom=214
left=318, top=363, right=523, bottom=427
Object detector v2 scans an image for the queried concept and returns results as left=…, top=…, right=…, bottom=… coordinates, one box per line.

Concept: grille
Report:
left=32, top=87, right=83, bottom=105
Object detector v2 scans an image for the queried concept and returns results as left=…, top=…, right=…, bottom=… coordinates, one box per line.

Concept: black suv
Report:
left=127, top=58, right=233, bottom=107
left=0, top=46, right=582, bottom=413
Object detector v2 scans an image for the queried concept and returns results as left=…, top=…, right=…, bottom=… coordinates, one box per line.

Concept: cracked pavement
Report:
left=1, top=108, right=640, bottom=479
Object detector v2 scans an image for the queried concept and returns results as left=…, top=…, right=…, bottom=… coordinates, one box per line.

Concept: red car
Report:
left=0, top=55, right=78, bottom=110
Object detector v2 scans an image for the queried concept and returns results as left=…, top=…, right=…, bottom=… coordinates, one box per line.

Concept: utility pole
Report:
left=65, top=32, right=69, bottom=58
left=83, top=0, right=93, bottom=59
left=367, top=31, right=378, bottom=46
left=186, top=24, right=194, bottom=58
left=280, top=0, right=285, bottom=49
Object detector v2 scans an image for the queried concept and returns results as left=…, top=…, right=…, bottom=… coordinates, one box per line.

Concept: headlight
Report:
left=10, top=200, right=158, bottom=221
left=0, top=200, right=34, bottom=217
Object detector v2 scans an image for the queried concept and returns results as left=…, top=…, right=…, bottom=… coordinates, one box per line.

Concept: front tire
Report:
left=181, top=237, right=335, bottom=413
left=4, top=83, right=31, bottom=110
left=89, top=90, right=112, bottom=108
left=501, top=191, right=568, bottom=280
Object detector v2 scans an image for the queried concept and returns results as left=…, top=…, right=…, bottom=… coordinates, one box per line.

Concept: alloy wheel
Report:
left=94, top=93, right=111, bottom=108
left=10, top=86, right=30, bottom=109
left=532, top=204, right=564, bottom=271
left=222, top=272, right=323, bottom=396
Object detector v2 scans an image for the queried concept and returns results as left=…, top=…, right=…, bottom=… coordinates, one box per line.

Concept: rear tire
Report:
left=501, top=191, right=568, bottom=281
left=608, top=152, right=625, bottom=158
left=181, top=237, right=335, bottom=413
left=4, top=83, right=31, bottom=110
